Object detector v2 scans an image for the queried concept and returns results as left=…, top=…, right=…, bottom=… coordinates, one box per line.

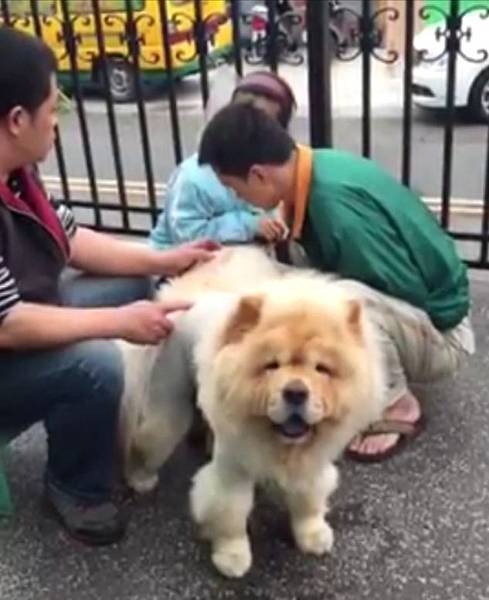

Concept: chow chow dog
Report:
left=119, top=247, right=386, bottom=577
left=119, top=246, right=286, bottom=493
left=189, top=274, right=385, bottom=577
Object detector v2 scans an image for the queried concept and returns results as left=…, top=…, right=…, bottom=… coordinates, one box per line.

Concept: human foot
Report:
left=347, top=391, right=423, bottom=461
left=45, top=481, right=127, bottom=546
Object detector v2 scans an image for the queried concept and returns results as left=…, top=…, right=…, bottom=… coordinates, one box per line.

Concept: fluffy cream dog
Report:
left=189, top=274, right=386, bottom=577
left=119, top=246, right=286, bottom=493
left=119, top=247, right=386, bottom=578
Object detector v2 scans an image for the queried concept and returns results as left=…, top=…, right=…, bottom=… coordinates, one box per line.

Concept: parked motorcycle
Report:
left=242, top=0, right=358, bottom=66
left=244, top=1, right=304, bottom=66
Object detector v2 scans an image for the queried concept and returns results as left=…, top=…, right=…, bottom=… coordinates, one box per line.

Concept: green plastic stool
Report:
left=0, top=433, right=18, bottom=518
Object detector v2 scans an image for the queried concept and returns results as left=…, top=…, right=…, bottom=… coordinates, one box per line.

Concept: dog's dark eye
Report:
left=316, top=363, right=332, bottom=375
left=264, top=360, right=280, bottom=371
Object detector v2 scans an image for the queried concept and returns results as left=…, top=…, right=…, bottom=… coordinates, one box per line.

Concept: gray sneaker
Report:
left=44, top=481, right=127, bottom=546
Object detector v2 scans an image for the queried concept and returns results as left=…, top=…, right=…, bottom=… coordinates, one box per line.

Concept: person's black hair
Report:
left=0, top=27, right=57, bottom=119
left=231, top=71, right=297, bottom=129
left=199, top=103, right=296, bottom=177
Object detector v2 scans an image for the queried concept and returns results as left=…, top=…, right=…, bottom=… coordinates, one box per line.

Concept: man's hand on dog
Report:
left=116, top=300, right=193, bottom=344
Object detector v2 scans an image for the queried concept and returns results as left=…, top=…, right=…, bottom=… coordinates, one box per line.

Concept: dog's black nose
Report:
left=282, top=380, right=309, bottom=406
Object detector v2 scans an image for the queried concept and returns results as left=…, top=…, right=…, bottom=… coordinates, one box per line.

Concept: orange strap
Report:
left=291, top=145, right=313, bottom=240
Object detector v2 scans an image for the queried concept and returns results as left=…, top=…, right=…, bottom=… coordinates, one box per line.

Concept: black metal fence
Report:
left=1, top=0, right=489, bottom=267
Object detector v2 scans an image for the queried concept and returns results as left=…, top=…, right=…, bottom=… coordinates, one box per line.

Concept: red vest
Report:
left=0, top=167, right=69, bottom=306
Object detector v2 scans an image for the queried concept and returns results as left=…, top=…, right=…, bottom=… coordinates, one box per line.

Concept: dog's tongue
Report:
left=280, top=415, right=309, bottom=438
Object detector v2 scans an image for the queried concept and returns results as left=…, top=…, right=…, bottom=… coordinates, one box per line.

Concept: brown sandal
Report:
left=345, top=415, right=425, bottom=463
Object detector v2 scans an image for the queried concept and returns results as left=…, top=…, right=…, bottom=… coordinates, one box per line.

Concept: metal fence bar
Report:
left=448, top=231, right=489, bottom=241
left=124, top=0, right=157, bottom=222
left=401, top=0, right=415, bottom=186
left=265, top=0, right=278, bottom=73
left=479, top=129, right=489, bottom=264
left=59, top=0, right=101, bottom=227
left=50, top=129, right=72, bottom=207
left=306, top=0, right=332, bottom=148
left=465, top=259, right=489, bottom=268
left=193, top=0, right=209, bottom=108
left=230, top=0, right=243, bottom=78
left=157, top=0, right=182, bottom=165
left=361, top=0, right=371, bottom=158
left=440, top=0, right=460, bottom=229
left=68, top=200, right=157, bottom=213
left=0, top=0, right=10, bottom=25
left=91, top=0, right=129, bottom=230
left=2, top=0, right=489, bottom=271
left=29, top=0, right=71, bottom=206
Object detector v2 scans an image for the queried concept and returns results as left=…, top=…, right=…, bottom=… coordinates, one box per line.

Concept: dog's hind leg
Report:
left=126, top=395, right=194, bottom=493
left=118, top=341, right=159, bottom=480
left=124, top=323, right=196, bottom=494
left=190, top=457, right=255, bottom=578
left=284, top=463, right=338, bottom=556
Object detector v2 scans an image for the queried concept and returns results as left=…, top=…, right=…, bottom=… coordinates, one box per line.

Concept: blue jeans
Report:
left=0, top=274, right=153, bottom=502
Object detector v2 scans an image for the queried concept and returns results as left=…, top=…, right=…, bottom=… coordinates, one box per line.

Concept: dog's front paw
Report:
left=126, top=471, right=159, bottom=494
left=212, top=537, right=252, bottom=578
left=294, top=518, right=334, bottom=556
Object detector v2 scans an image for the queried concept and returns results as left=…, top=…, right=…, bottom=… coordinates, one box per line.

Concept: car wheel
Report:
left=469, top=68, right=489, bottom=123
left=106, top=59, right=136, bottom=103
left=328, top=29, right=342, bottom=59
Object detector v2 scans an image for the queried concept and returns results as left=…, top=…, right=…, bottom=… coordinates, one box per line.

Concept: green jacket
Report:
left=296, top=149, right=469, bottom=331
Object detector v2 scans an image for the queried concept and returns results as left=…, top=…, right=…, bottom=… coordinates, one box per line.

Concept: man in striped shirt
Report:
left=0, top=27, right=218, bottom=546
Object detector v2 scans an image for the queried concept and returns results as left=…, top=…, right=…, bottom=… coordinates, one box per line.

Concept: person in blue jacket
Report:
left=149, top=71, right=297, bottom=249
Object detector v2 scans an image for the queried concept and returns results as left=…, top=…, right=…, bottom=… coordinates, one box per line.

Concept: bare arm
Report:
left=0, top=302, right=121, bottom=350
left=69, top=227, right=219, bottom=277
left=0, top=299, right=192, bottom=351
left=70, top=227, right=162, bottom=276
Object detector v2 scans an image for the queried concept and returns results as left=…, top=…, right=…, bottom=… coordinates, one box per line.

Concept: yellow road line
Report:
left=41, top=176, right=488, bottom=216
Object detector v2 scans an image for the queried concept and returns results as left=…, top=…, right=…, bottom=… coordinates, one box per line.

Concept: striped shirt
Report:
left=0, top=201, right=77, bottom=322
left=55, top=202, right=77, bottom=239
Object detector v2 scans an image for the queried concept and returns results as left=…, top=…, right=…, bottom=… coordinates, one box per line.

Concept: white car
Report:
left=412, top=12, right=489, bottom=121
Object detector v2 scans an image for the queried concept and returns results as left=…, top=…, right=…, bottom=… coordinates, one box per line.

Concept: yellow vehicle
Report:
left=2, top=0, right=233, bottom=101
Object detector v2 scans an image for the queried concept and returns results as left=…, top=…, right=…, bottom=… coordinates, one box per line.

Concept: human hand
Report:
left=184, top=239, right=221, bottom=252
left=257, top=217, right=288, bottom=243
left=158, top=239, right=221, bottom=277
left=115, top=299, right=193, bottom=344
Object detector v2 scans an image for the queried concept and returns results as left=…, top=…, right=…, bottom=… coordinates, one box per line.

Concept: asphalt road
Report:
left=2, top=275, right=489, bottom=600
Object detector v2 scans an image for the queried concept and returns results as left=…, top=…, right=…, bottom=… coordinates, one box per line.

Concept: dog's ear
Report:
left=221, top=295, right=263, bottom=346
left=346, top=299, right=362, bottom=337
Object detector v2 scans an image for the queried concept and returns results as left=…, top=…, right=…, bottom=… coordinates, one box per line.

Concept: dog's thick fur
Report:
left=119, top=246, right=286, bottom=492
left=119, top=247, right=386, bottom=577
left=190, top=274, right=385, bottom=577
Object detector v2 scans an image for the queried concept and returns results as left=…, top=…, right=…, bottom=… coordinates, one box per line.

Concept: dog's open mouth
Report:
left=272, top=415, right=313, bottom=443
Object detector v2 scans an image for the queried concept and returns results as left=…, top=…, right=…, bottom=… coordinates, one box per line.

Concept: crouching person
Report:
left=197, top=103, right=475, bottom=462
left=0, top=27, right=217, bottom=545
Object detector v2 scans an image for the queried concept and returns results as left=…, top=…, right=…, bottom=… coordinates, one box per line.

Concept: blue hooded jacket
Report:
left=149, top=154, right=269, bottom=249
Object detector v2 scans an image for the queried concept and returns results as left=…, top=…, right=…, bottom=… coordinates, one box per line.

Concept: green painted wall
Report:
left=423, top=0, right=489, bottom=24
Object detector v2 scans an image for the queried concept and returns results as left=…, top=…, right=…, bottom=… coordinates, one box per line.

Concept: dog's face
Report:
left=212, top=292, right=374, bottom=447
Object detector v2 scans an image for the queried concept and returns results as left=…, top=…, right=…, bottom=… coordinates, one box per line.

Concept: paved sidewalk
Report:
left=1, top=274, right=488, bottom=600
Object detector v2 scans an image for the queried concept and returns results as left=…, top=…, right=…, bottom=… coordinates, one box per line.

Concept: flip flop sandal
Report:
left=345, top=414, right=426, bottom=463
